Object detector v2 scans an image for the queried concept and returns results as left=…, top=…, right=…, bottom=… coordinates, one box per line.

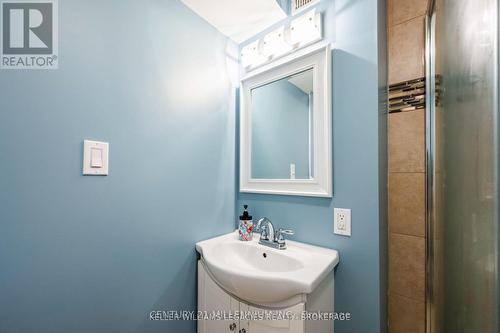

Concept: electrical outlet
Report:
left=334, top=208, right=351, bottom=236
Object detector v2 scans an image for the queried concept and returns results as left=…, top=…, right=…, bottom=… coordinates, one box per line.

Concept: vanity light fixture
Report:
left=241, top=8, right=323, bottom=70
left=241, top=40, right=268, bottom=68
left=289, top=9, right=322, bottom=47
left=260, top=26, right=292, bottom=59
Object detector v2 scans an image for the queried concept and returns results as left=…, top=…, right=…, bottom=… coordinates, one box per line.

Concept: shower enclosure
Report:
left=426, top=0, right=499, bottom=332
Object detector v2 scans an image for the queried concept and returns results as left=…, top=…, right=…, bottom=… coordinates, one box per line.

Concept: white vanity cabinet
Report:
left=239, top=302, right=305, bottom=333
left=198, top=261, right=334, bottom=333
left=198, top=261, right=241, bottom=333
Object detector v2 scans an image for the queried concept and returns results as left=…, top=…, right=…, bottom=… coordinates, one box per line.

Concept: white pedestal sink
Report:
left=196, top=231, right=340, bottom=333
left=196, top=231, right=339, bottom=306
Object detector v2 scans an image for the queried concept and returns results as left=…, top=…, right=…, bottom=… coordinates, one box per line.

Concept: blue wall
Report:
left=0, top=0, right=387, bottom=332
left=238, top=0, right=387, bottom=332
left=252, top=79, right=310, bottom=179
left=0, top=1, right=238, bottom=332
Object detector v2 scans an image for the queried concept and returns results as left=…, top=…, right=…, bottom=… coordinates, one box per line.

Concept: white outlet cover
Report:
left=334, top=208, right=351, bottom=236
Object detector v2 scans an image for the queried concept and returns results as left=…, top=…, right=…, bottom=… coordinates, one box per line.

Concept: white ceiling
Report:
left=180, top=0, right=287, bottom=43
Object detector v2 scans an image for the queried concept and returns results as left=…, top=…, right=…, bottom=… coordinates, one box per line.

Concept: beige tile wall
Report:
left=388, top=18, right=425, bottom=84
left=389, top=233, right=426, bottom=300
left=388, top=0, right=428, bottom=332
left=388, top=0, right=428, bottom=26
left=389, top=111, right=425, bottom=172
left=389, top=294, right=425, bottom=333
left=389, top=173, right=425, bottom=237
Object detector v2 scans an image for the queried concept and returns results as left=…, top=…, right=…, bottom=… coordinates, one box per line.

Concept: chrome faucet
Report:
left=255, top=217, right=294, bottom=250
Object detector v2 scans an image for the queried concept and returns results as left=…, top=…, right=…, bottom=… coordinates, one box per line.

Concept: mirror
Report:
left=240, top=44, right=332, bottom=197
left=251, top=69, right=313, bottom=180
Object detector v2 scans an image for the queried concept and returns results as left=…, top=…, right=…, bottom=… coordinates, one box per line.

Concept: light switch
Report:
left=90, top=148, right=103, bottom=168
left=83, top=140, right=109, bottom=175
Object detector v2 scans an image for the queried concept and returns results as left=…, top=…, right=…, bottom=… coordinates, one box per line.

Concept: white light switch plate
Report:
left=334, top=208, right=351, bottom=236
left=83, top=140, right=109, bottom=176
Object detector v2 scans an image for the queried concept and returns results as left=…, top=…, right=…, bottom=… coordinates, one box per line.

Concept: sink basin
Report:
left=196, top=231, right=339, bottom=305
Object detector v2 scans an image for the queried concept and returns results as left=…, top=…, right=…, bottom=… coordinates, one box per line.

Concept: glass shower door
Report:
left=427, top=0, right=499, bottom=332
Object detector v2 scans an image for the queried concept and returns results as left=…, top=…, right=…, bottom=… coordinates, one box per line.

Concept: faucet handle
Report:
left=275, top=228, right=294, bottom=244
left=278, top=229, right=294, bottom=235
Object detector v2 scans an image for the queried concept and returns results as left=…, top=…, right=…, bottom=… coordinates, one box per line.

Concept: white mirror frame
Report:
left=239, top=43, right=332, bottom=197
